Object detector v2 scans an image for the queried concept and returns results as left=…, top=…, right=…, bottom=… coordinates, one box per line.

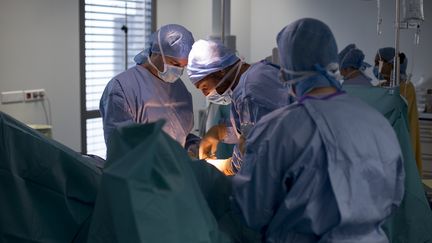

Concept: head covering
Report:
left=338, top=44, right=356, bottom=64
left=134, top=50, right=148, bottom=65
left=277, top=18, right=338, bottom=73
left=377, top=47, right=396, bottom=63
left=376, top=47, right=408, bottom=74
left=187, top=39, right=240, bottom=85
left=276, top=18, right=341, bottom=96
left=134, top=24, right=194, bottom=64
left=338, top=44, right=370, bottom=70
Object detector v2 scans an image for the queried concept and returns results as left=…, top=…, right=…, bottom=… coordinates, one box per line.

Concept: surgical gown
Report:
left=233, top=92, right=405, bottom=243
left=343, top=72, right=372, bottom=86
left=230, top=60, right=292, bottom=172
left=344, top=85, right=432, bottom=243
left=100, top=65, right=194, bottom=147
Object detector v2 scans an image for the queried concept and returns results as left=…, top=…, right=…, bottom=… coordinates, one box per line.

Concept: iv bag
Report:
left=377, top=0, right=383, bottom=35
left=401, top=0, right=424, bottom=26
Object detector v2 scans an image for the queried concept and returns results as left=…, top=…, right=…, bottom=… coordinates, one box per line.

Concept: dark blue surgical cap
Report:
left=338, top=44, right=367, bottom=70
left=277, top=18, right=338, bottom=73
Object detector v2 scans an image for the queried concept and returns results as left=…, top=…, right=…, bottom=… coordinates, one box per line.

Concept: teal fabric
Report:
left=344, top=85, right=432, bottom=243
left=0, top=110, right=257, bottom=243
left=0, top=112, right=102, bottom=242
left=189, top=161, right=261, bottom=243
left=87, top=121, right=232, bottom=243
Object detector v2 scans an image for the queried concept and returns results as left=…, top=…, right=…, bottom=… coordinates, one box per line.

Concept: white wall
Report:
left=0, top=0, right=81, bottom=151
left=249, top=0, right=432, bottom=84
left=231, top=0, right=251, bottom=62
left=156, top=0, right=251, bottom=60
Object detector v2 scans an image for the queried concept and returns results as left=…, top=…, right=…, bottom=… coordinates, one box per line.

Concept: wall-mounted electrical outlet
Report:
left=24, top=89, right=46, bottom=102
left=1, top=90, right=24, bottom=104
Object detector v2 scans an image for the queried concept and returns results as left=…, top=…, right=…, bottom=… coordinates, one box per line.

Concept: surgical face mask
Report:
left=278, top=68, right=315, bottom=97
left=279, top=63, right=342, bottom=97
left=207, top=89, right=232, bottom=105
left=148, top=30, right=185, bottom=83
left=148, top=57, right=184, bottom=83
left=279, top=73, right=296, bottom=97
left=207, top=62, right=243, bottom=105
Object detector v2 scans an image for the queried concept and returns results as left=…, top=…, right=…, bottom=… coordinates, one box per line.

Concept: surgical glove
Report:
left=199, top=124, right=227, bottom=159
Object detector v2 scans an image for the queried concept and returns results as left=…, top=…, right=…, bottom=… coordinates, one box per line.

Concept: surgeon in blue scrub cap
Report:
left=233, top=18, right=405, bottom=243
left=100, top=24, right=196, bottom=150
left=338, top=44, right=372, bottom=86
left=187, top=39, right=292, bottom=174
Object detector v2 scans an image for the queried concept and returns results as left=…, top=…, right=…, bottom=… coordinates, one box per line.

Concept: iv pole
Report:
left=221, top=0, right=225, bottom=44
left=394, top=0, right=401, bottom=87
left=121, top=2, right=129, bottom=70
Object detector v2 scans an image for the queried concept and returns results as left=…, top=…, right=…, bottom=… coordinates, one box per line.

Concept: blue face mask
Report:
left=279, top=63, right=342, bottom=97
left=207, top=62, right=243, bottom=105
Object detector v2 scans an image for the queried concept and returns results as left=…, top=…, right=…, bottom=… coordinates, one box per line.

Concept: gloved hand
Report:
left=199, top=124, right=227, bottom=159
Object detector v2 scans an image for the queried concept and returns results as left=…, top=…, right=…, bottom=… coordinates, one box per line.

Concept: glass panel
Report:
left=84, top=0, right=152, bottom=111
left=83, top=0, right=152, bottom=153
left=86, top=118, right=106, bottom=159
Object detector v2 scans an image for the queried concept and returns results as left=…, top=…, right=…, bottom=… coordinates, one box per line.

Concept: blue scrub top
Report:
left=100, top=65, right=194, bottom=147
